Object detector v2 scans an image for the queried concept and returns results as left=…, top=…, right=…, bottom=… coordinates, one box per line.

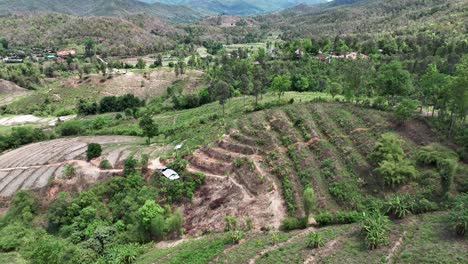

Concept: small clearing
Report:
left=0, top=79, right=32, bottom=106
left=0, top=114, right=75, bottom=126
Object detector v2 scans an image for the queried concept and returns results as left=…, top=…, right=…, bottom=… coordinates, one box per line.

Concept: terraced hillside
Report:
left=0, top=136, right=138, bottom=198
left=184, top=101, right=467, bottom=234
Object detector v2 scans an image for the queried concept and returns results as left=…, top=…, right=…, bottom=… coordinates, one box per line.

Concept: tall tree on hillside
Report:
left=139, top=114, right=158, bottom=145
left=271, top=74, right=291, bottom=100
left=376, top=61, right=413, bottom=105
left=84, top=37, right=96, bottom=58
left=214, top=80, right=231, bottom=117
left=252, top=66, right=267, bottom=106
left=447, top=56, right=468, bottom=132
left=419, top=64, right=447, bottom=116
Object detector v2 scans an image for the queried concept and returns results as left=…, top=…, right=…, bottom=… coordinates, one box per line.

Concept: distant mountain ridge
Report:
left=139, top=0, right=328, bottom=15
left=0, top=0, right=204, bottom=21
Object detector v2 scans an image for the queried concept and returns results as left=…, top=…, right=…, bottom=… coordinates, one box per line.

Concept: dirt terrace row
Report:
left=0, top=136, right=137, bottom=197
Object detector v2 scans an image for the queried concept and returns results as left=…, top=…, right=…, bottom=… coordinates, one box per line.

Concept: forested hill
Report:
left=263, top=0, right=467, bottom=37
left=139, top=0, right=327, bottom=16
left=0, top=0, right=203, bottom=21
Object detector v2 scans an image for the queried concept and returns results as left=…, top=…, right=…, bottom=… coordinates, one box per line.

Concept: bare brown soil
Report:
left=62, top=68, right=204, bottom=99
left=183, top=131, right=287, bottom=235
left=0, top=79, right=31, bottom=105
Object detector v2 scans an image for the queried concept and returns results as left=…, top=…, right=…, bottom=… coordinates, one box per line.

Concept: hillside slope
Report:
left=0, top=13, right=183, bottom=55
left=140, top=0, right=327, bottom=15
left=264, top=0, right=467, bottom=37
left=180, top=100, right=466, bottom=234
left=0, top=0, right=203, bottom=21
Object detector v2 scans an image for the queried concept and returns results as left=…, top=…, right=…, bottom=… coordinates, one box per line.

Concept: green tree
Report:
left=395, top=99, right=419, bottom=124
left=139, top=114, right=158, bottom=145
left=376, top=61, right=413, bottom=105
left=86, top=143, right=102, bottom=161
left=84, top=37, right=96, bottom=57
left=419, top=64, right=447, bottom=115
left=328, top=82, right=343, bottom=98
left=136, top=58, right=146, bottom=69
left=271, top=74, right=291, bottom=100
left=153, top=54, right=163, bottom=67
left=214, top=80, right=231, bottom=117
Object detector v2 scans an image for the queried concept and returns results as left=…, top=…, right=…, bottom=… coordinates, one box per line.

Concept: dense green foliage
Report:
left=0, top=126, right=47, bottom=152
left=86, top=143, right=102, bottom=161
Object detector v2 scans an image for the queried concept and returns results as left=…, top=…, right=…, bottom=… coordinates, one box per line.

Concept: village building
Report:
left=56, top=49, right=76, bottom=57
left=158, top=166, right=180, bottom=180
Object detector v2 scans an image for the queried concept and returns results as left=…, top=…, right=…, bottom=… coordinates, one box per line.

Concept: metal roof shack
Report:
left=158, top=167, right=180, bottom=180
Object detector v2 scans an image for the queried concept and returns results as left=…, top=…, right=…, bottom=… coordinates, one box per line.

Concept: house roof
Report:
left=57, top=50, right=76, bottom=57
left=161, top=168, right=180, bottom=180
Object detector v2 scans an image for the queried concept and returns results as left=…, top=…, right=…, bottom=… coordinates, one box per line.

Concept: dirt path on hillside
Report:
left=252, top=159, right=285, bottom=228
left=0, top=159, right=122, bottom=177
left=385, top=231, right=407, bottom=263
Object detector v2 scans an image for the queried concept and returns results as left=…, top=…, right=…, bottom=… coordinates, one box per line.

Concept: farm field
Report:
left=180, top=101, right=467, bottom=236
left=0, top=136, right=138, bottom=197
left=0, top=114, right=75, bottom=127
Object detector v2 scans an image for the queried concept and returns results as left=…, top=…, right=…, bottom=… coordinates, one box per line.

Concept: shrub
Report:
left=21, top=234, right=68, bottom=264
left=417, top=145, right=458, bottom=195
left=412, top=198, right=438, bottom=214
left=57, top=120, right=85, bottom=136
left=303, top=187, right=316, bottom=216
left=306, top=232, right=324, bottom=248
left=167, top=209, right=183, bottom=237
left=224, top=215, right=238, bottom=231
left=226, top=230, right=244, bottom=244
left=280, top=217, right=307, bottom=231
left=448, top=194, right=468, bottom=236
left=62, top=164, right=76, bottom=179
left=315, top=211, right=361, bottom=226
left=0, top=224, right=33, bottom=252
left=315, top=212, right=333, bottom=226
left=370, top=133, right=404, bottom=164
left=3, top=191, right=38, bottom=224
left=86, top=143, right=102, bottom=161
left=360, top=213, right=390, bottom=250
left=438, top=158, right=457, bottom=195
left=99, top=160, right=112, bottom=170
left=123, top=158, right=138, bottom=176
left=334, top=211, right=362, bottom=224
left=384, top=194, right=413, bottom=219
left=395, top=99, right=418, bottom=123
left=375, top=159, right=418, bottom=187
left=104, top=243, right=141, bottom=264
left=233, top=157, right=244, bottom=167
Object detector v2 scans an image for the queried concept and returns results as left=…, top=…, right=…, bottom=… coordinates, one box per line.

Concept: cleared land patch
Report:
left=0, top=79, right=31, bottom=106
left=0, top=136, right=137, bottom=197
